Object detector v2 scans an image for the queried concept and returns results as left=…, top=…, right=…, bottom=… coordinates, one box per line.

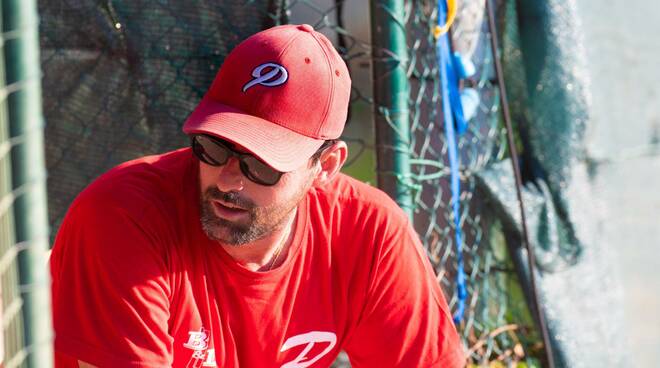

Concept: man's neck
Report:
left=220, top=209, right=297, bottom=272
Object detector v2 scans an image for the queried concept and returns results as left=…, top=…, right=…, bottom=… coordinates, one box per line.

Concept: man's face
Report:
left=197, top=150, right=318, bottom=245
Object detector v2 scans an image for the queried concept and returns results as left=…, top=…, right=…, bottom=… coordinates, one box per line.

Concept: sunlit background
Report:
left=578, top=0, right=660, bottom=365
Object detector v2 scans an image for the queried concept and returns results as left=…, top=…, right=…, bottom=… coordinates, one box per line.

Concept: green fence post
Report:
left=1, top=1, right=25, bottom=365
left=2, top=0, right=53, bottom=366
left=370, top=0, right=414, bottom=219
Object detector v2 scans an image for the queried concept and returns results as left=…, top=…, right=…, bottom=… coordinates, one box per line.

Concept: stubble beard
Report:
left=199, top=183, right=310, bottom=246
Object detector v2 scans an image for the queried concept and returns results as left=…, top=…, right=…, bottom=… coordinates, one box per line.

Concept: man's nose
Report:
left=215, top=157, right=245, bottom=192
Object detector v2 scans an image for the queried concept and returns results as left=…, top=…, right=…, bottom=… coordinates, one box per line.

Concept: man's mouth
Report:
left=211, top=200, right=249, bottom=220
left=214, top=199, right=245, bottom=210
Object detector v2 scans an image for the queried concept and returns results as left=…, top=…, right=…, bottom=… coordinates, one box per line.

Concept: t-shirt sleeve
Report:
left=50, top=194, right=173, bottom=368
left=343, top=219, right=465, bottom=368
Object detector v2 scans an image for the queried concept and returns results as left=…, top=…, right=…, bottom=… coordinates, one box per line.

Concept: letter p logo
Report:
left=279, top=331, right=337, bottom=368
left=242, top=63, right=289, bottom=92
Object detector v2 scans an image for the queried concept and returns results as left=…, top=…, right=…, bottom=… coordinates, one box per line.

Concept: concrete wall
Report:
left=577, top=1, right=660, bottom=365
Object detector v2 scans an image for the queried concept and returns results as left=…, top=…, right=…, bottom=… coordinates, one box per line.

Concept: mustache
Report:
left=203, top=187, right=256, bottom=210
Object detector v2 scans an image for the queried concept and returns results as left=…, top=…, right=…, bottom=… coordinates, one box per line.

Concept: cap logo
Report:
left=242, top=62, right=289, bottom=92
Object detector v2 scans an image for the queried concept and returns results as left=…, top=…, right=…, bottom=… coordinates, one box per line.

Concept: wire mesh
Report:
left=371, top=1, right=541, bottom=366
left=39, top=0, right=544, bottom=367
left=2, top=0, right=52, bottom=366
left=0, top=69, right=27, bottom=367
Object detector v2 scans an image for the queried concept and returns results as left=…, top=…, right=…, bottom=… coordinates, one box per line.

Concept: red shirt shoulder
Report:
left=304, top=174, right=465, bottom=367
left=51, top=148, right=199, bottom=367
left=74, top=148, right=195, bottom=215
left=307, top=173, right=411, bottom=239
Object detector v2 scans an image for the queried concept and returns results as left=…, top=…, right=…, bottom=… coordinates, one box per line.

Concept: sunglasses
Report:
left=191, top=134, right=284, bottom=186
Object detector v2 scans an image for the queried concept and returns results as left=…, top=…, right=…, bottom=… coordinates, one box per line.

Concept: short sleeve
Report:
left=50, top=194, right=173, bottom=367
left=343, top=220, right=465, bottom=368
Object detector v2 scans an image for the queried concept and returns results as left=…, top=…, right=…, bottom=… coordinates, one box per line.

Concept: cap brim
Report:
left=183, top=98, right=325, bottom=172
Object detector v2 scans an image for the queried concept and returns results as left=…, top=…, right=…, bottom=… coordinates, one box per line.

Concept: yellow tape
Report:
left=434, top=0, right=457, bottom=38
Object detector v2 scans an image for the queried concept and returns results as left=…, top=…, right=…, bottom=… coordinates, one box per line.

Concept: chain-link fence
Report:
left=0, top=7, right=23, bottom=363
left=39, top=0, right=544, bottom=367
left=0, top=37, right=26, bottom=367
left=2, top=0, right=53, bottom=367
left=367, top=1, right=543, bottom=366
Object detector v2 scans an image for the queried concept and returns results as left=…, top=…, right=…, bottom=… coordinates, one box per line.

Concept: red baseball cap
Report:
left=183, top=24, right=352, bottom=172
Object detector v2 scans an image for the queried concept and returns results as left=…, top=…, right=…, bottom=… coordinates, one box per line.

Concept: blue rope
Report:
left=436, top=0, right=468, bottom=325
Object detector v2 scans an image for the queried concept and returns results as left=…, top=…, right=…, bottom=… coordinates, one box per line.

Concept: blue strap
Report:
left=436, top=0, right=468, bottom=325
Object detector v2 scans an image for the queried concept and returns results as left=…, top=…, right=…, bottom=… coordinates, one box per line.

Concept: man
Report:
left=50, top=24, right=465, bottom=367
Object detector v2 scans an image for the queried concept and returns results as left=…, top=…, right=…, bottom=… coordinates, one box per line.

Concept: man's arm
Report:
left=343, top=220, right=465, bottom=367
left=50, top=193, right=173, bottom=367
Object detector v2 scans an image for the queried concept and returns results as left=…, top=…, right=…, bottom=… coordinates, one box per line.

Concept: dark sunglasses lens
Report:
left=193, top=136, right=230, bottom=166
left=241, top=156, right=282, bottom=185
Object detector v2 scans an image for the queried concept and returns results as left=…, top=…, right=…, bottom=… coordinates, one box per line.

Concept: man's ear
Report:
left=313, top=141, right=348, bottom=186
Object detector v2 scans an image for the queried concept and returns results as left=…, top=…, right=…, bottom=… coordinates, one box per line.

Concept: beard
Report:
left=199, top=178, right=312, bottom=246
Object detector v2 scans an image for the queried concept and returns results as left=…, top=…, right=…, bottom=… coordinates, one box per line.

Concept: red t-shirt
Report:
left=50, top=148, right=464, bottom=368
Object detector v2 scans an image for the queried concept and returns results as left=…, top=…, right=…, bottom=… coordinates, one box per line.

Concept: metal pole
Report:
left=485, top=0, right=555, bottom=366
left=0, top=2, right=24, bottom=365
left=370, top=0, right=414, bottom=218
left=2, top=0, right=53, bottom=366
